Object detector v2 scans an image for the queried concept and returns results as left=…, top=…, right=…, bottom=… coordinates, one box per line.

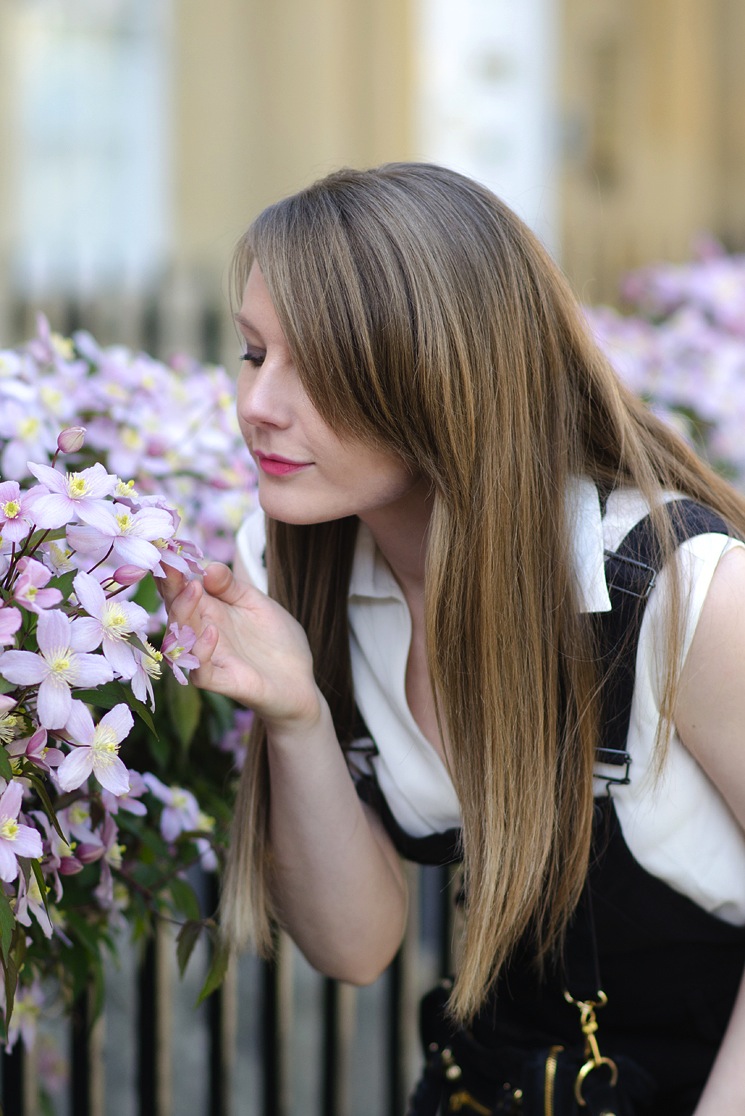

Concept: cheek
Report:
left=235, top=375, right=253, bottom=433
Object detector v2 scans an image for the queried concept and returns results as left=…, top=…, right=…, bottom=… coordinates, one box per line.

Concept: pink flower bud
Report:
left=76, top=842, right=106, bottom=865
left=59, top=856, right=84, bottom=876
left=113, top=565, right=147, bottom=587
left=57, top=426, right=87, bottom=453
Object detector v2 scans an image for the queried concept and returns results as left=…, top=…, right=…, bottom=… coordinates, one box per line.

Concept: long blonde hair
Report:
left=221, top=163, right=745, bottom=1022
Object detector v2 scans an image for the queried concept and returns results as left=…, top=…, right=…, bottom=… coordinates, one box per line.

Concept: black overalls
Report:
left=355, top=501, right=745, bottom=1116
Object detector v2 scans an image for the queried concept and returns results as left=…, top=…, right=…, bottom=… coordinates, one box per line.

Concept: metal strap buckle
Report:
left=603, top=550, right=657, bottom=600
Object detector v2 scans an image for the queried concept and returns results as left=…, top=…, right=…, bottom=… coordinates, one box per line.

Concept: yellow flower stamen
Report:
left=0, top=819, right=19, bottom=841
left=67, top=474, right=89, bottom=498
left=0, top=714, right=19, bottom=745
left=19, top=417, right=40, bottom=439
left=103, top=604, right=129, bottom=638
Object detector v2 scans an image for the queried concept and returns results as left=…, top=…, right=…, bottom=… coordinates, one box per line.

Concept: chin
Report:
left=258, top=495, right=342, bottom=527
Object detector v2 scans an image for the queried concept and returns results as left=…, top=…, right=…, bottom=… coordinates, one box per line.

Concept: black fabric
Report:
left=473, top=797, right=745, bottom=1115
left=355, top=772, right=462, bottom=865
left=354, top=498, right=745, bottom=1114
left=414, top=978, right=657, bottom=1116
left=596, top=499, right=730, bottom=761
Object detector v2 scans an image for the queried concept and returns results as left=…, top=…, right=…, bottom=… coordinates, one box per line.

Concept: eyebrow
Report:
left=233, top=312, right=257, bottom=333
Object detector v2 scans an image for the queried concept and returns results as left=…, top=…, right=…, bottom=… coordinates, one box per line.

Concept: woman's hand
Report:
left=159, top=564, right=321, bottom=728
left=160, top=565, right=408, bottom=982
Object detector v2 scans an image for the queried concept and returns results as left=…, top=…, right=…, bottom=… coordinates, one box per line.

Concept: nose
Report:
left=237, top=362, right=290, bottom=430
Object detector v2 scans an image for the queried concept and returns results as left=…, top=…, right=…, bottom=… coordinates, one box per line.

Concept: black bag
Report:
left=408, top=980, right=655, bottom=1116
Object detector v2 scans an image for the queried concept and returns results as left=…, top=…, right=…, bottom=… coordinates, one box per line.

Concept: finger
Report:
left=167, top=578, right=206, bottom=631
left=202, top=562, right=246, bottom=606
left=191, top=623, right=219, bottom=666
left=157, top=566, right=189, bottom=609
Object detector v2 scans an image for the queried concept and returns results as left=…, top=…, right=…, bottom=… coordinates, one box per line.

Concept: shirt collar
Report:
left=348, top=477, right=612, bottom=614
left=567, top=476, right=612, bottom=613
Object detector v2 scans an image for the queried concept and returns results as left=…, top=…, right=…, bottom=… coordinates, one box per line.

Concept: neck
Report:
left=359, top=478, right=433, bottom=597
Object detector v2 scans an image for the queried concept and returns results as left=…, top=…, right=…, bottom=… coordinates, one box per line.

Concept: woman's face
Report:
left=236, top=264, right=422, bottom=527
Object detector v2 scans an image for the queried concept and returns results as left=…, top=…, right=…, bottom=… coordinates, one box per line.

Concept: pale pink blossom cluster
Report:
left=0, top=317, right=257, bottom=1053
left=586, top=241, right=745, bottom=485
left=0, top=444, right=205, bottom=920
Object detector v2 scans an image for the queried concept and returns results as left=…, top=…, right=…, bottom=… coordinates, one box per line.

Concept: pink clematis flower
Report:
left=92, top=814, right=127, bottom=911
left=0, top=604, right=21, bottom=646
left=57, top=700, right=132, bottom=796
left=143, top=773, right=199, bottom=840
left=0, top=781, right=43, bottom=882
left=11, top=556, right=63, bottom=614
left=72, top=570, right=148, bottom=679
left=66, top=501, right=175, bottom=573
left=102, top=769, right=147, bottom=817
left=2, top=979, right=45, bottom=1053
left=130, top=641, right=162, bottom=710
left=24, top=461, right=118, bottom=531
left=161, top=623, right=200, bottom=685
left=6, top=727, right=64, bottom=773
left=14, top=870, right=54, bottom=939
left=0, top=608, right=113, bottom=728
left=0, top=481, right=36, bottom=544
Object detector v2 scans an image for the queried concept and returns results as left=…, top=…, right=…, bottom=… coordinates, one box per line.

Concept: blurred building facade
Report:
left=0, top=0, right=744, bottom=357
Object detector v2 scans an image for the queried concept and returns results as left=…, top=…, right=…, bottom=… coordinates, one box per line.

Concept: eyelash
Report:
left=241, top=350, right=265, bottom=367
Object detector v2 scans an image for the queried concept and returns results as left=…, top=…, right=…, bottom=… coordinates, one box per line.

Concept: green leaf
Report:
left=25, top=527, right=68, bottom=550
left=0, top=747, right=13, bottom=784
left=165, top=670, right=202, bottom=751
left=176, top=920, right=203, bottom=978
left=2, top=952, right=18, bottom=1030
left=71, top=681, right=128, bottom=712
left=30, top=858, right=51, bottom=922
left=75, top=681, right=157, bottom=736
left=0, top=891, right=15, bottom=960
left=23, top=771, right=66, bottom=841
left=169, top=877, right=201, bottom=922
left=195, top=938, right=230, bottom=1005
left=65, top=911, right=103, bottom=959
left=202, top=691, right=238, bottom=737
left=47, top=568, right=77, bottom=600
left=133, top=572, right=161, bottom=614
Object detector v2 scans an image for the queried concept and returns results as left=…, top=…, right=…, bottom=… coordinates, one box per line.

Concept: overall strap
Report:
left=567, top=498, right=732, bottom=1002
left=594, top=499, right=731, bottom=780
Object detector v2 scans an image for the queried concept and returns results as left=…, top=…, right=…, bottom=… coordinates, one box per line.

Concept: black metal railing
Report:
left=0, top=862, right=457, bottom=1116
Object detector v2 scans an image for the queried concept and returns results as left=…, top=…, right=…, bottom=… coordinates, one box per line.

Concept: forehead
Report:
left=236, top=265, right=284, bottom=339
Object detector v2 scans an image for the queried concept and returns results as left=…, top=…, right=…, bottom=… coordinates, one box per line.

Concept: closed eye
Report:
left=241, top=349, right=266, bottom=367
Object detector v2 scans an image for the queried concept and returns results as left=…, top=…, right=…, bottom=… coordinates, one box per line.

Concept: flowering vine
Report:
left=0, top=317, right=256, bottom=1070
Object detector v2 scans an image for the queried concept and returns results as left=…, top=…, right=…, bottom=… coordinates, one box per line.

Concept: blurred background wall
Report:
left=0, top=0, right=744, bottom=364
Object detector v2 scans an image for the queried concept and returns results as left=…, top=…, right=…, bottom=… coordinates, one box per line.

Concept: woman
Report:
left=162, top=163, right=745, bottom=1114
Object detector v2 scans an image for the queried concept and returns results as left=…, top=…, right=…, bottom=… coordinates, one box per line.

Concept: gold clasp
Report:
left=563, top=990, right=619, bottom=1108
left=448, top=1091, right=494, bottom=1114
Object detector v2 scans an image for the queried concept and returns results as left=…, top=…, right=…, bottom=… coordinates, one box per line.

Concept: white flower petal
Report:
left=72, top=570, right=107, bottom=617
left=37, top=676, right=72, bottom=730
left=94, top=755, right=130, bottom=797
left=99, top=704, right=135, bottom=743
left=65, top=700, right=95, bottom=746
left=57, top=748, right=94, bottom=792
left=0, top=842, right=19, bottom=882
